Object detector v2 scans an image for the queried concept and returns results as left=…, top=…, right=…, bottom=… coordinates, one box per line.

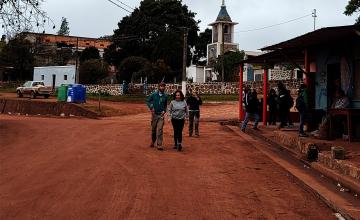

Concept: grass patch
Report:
left=0, top=87, right=17, bottom=93
left=200, top=94, right=239, bottom=102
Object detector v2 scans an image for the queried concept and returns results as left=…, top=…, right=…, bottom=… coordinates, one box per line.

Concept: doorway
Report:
left=52, top=74, right=56, bottom=90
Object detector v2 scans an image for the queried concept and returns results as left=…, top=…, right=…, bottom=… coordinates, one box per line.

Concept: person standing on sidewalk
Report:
left=278, top=82, right=289, bottom=128
left=267, top=88, right=278, bottom=125
left=186, top=89, right=202, bottom=137
left=168, top=90, right=188, bottom=151
left=295, top=84, right=308, bottom=137
left=286, top=89, right=294, bottom=128
left=241, top=90, right=260, bottom=132
left=146, top=82, right=168, bottom=151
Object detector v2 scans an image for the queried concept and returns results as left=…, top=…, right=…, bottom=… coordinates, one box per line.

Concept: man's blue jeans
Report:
left=241, top=112, right=260, bottom=129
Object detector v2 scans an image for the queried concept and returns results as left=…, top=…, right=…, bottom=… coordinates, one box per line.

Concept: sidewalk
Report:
left=241, top=123, right=360, bottom=194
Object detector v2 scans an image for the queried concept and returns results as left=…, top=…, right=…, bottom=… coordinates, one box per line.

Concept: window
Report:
left=64, top=75, right=68, bottom=80
left=41, top=75, right=44, bottom=80
left=296, top=70, right=303, bottom=79
left=33, top=82, right=44, bottom=86
left=224, top=25, right=229, bottom=34
left=86, top=43, right=90, bottom=46
left=100, top=44, right=104, bottom=47
left=255, top=73, right=263, bottom=81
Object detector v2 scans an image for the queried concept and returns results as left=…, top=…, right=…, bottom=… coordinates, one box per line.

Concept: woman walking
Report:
left=168, top=90, right=188, bottom=151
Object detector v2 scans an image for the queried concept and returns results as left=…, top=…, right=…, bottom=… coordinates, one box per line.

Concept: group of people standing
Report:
left=146, top=82, right=202, bottom=151
left=267, top=82, right=296, bottom=129
left=241, top=82, right=309, bottom=137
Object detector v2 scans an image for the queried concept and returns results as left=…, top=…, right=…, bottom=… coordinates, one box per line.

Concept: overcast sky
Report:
left=12, top=0, right=360, bottom=50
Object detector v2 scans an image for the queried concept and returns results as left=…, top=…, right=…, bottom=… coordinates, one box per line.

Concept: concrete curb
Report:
left=225, top=125, right=360, bottom=220
left=272, top=131, right=360, bottom=181
left=242, top=126, right=360, bottom=200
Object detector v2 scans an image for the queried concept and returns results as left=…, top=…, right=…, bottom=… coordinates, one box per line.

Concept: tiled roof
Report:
left=216, top=6, right=232, bottom=22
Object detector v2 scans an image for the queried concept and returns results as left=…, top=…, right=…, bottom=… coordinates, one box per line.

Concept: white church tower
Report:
left=207, top=0, right=239, bottom=64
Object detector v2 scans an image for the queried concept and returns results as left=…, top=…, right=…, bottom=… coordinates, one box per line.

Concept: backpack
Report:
left=295, top=95, right=306, bottom=112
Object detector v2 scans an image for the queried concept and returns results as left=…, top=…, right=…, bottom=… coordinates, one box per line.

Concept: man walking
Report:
left=146, top=82, right=168, bottom=150
left=186, top=89, right=202, bottom=137
left=296, top=84, right=308, bottom=137
left=241, top=90, right=260, bottom=132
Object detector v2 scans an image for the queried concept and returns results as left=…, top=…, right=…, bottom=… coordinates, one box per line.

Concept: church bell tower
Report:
left=207, top=0, right=239, bottom=65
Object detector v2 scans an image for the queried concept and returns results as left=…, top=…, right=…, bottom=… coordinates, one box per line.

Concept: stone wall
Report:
left=85, top=79, right=303, bottom=96
left=86, top=84, right=123, bottom=96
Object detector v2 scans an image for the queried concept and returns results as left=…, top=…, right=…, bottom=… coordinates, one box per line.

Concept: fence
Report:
left=85, top=79, right=303, bottom=96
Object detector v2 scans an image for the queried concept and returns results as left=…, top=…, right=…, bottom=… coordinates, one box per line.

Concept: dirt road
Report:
left=0, top=103, right=336, bottom=219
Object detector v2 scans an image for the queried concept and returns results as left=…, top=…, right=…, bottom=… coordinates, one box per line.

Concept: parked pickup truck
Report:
left=16, top=81, right=53, bottom=99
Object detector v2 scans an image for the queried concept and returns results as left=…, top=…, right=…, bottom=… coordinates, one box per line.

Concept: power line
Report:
left=113, top=0, right=134, bottom=10
left=105, top=0, right=132, bottom=13
left=236, top=13, right=313, bottom=33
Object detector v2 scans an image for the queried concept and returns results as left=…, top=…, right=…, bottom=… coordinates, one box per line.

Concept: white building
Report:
left=33, top=65, right=76, bottom=88
left=186, top=65, right=206, bottom=83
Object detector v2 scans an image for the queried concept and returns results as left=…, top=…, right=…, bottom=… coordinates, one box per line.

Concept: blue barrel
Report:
left=76, top=84, right=86, bottom=103
left=67, top=85, right=75, bottom=103
left=71, top=84, right=86, bottom=103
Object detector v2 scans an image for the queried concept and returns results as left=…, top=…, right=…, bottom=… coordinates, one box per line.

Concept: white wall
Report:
left=33, top=65, right=76, bottom=87
left=186, top=65, right=206, bottom=83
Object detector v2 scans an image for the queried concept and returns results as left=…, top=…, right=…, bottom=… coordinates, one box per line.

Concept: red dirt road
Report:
left=0, top=104, right=336, bottom=219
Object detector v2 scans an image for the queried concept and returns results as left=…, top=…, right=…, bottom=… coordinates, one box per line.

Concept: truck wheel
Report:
left=31, top=91, right=37, bottom=99
left=17, top=90, right=23, bottom=98
left=44, top=94, right=50, bottom=99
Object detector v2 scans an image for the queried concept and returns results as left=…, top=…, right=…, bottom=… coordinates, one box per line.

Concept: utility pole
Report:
left=312, top=9, right=317, bottom=31
left=75, top=37, right=79, bottom=83
left=182, top=27, right=188, bottom=96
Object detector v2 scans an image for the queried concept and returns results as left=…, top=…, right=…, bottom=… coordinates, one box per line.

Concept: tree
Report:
left=344, top=0, right=360, bottom=24
left=57, top=17, right=70, bottom=36
left=214, top=51, right=245, bottom=82
left=149, top=59, right=173, bottom=83
left=118, top=56, right=150, bottom=82
left=0, top=36, right=34, bottom=80
left=80, top=47, right=100, bottom=63
left=55, top=48, right=73, bottom=66
left=79, top=59, right=109, bottom=84
left=0, top=35, right=5, bottom=52
left=0, top=0, right=54, bottom=36
left=193, top=28, right=212, bottom=65
left=107, top=0, right=199, bottom=81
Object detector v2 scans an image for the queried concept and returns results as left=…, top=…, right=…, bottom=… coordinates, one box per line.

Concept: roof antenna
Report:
left=222, top=0, right=225, bottom=6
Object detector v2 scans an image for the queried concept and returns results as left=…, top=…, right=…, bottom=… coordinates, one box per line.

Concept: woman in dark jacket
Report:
left=267, top=89, right=278, bottom=125
left=278, top=82, right=289, bottom=128
left=186, top=90, right=202, bottom=137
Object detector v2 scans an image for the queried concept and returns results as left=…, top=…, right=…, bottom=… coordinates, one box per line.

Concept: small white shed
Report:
left=186, top=65, right=206, bottom=83
left=33, top=65, right=76, bottom=88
